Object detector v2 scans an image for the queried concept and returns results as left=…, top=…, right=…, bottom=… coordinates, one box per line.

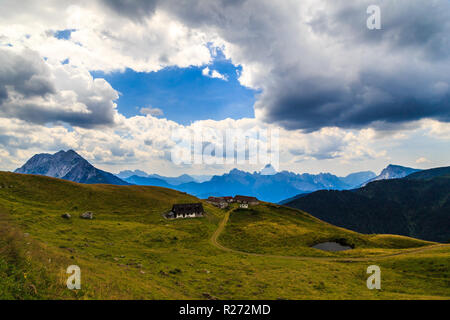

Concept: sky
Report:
left=90, top=53, right=256, bottom=124
left=0, top=0, right=449, bottom=177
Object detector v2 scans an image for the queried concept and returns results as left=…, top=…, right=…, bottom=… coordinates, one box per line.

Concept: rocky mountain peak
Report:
left=260, top=164, right=277, bottom=175
left=15, top=150, right=128, bottom=185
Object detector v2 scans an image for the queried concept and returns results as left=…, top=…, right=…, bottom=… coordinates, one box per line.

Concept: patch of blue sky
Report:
left=90, top=48, right=257, bottom=124
left=54, top=29, right=76, bottom=40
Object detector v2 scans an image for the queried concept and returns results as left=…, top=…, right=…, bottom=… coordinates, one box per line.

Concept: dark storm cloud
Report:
left=0, top=48, right=117, bottom=128
left=101, top=0, right=249, bottom=29
left=309, top=0, right=450, bottom=61
left=5, top=0, right=450, bottom=132
left=0, top=48, right=55, bottom=103
left=260, top=68, right=450, bottom=132
left=1, top=99, right=116, bottom=129
left=100, top=0, right=159, bottom=21
left=250, top=0, right=450, bottom=131
left=153, top=0, right=450, bottom=131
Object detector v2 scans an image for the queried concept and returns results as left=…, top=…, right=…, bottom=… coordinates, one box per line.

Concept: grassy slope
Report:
left=283, top=175, right=450, bottom=242
left=0, top=171, right=449, bottom=299
left=219, top=204, right=433, bottom=258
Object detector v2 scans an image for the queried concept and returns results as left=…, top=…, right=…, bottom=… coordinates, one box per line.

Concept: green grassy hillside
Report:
left=0, top=172, right=449, bottom=299
left=219, top=204, right=433, bottom=258
left=284, top=174, right=450, bottom=242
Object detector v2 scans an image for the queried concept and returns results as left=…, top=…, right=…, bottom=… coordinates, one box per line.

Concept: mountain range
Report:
left=362, top=164, right=421, bottom=186
left=118, top=164, right=377, bottom=203
left=280, top=164, right=423, bottom=204
left=117, top=170, right=212, bottom=184
left=14, top=150, right=428, bottom=204
left=170, top=167, right=376, bottom=203
left=14, top=150, right=129, bottom=185
left=283, top=166, right=450, bottom=242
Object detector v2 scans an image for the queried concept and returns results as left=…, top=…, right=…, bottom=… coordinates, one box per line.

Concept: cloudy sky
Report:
left=0, top=0, right=449, bottom=176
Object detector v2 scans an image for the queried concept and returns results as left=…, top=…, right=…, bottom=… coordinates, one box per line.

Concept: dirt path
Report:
left=209, top=210, right=450, bottom=262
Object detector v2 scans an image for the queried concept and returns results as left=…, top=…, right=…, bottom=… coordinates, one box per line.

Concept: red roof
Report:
left=234, top=195, right=259, bottom=202
left=207, top=196, right=226, bottom=203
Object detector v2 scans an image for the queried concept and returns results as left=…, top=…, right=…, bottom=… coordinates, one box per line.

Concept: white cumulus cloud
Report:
left=202, top=67, right=228, bottom=81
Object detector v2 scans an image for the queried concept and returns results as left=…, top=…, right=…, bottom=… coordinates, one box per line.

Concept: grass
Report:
left=219, top=204, right=433, bottom=258
left=0, top=171, right=449, bottom=299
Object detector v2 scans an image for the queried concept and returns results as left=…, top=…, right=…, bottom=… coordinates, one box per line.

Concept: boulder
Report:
left=80, top=211, right=94, bottom=219
left=61, top=213, right=71, bottom=219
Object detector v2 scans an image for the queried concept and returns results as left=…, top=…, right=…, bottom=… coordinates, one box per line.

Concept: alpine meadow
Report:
left=0, top=0, right=449, bottom=307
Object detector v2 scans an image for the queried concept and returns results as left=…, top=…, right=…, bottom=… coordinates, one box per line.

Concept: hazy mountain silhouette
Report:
left=15, top=150, right=129, bottom=185
left=283, top=166, right=450, bottom=242
left=362, top=164, right=421, bottom=186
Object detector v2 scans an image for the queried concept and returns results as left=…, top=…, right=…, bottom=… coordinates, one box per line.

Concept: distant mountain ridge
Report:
left=124, top=175, right=173, bottom=188
left=118, top=165, right=376, bottom=203
left=260, top=164, right=277, bottom=175
left=363, top=164, right=421, bottom=186
left=405, top=166, right=450, bottom=180
left=117, top=170, right=212, bottom=184
left=341, top=171, right=377, bottom=187
left=15, top=150, right=378, bottom=202
left=118, top=165, right=375, bottom=202
left=168, top=167, right=376, bottom=203
left=147, top=174, right=195, bottom=185
left=283, top=166, right=450, bottom=242
left=15, top=150, right=129, bottom=185
left=116, top=170, right=149, bottom=179
left=279, top=165, right=405, bottom=204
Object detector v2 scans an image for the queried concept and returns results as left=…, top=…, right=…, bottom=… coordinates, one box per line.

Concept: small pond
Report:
left=312, top=242, right=353, bottom=252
